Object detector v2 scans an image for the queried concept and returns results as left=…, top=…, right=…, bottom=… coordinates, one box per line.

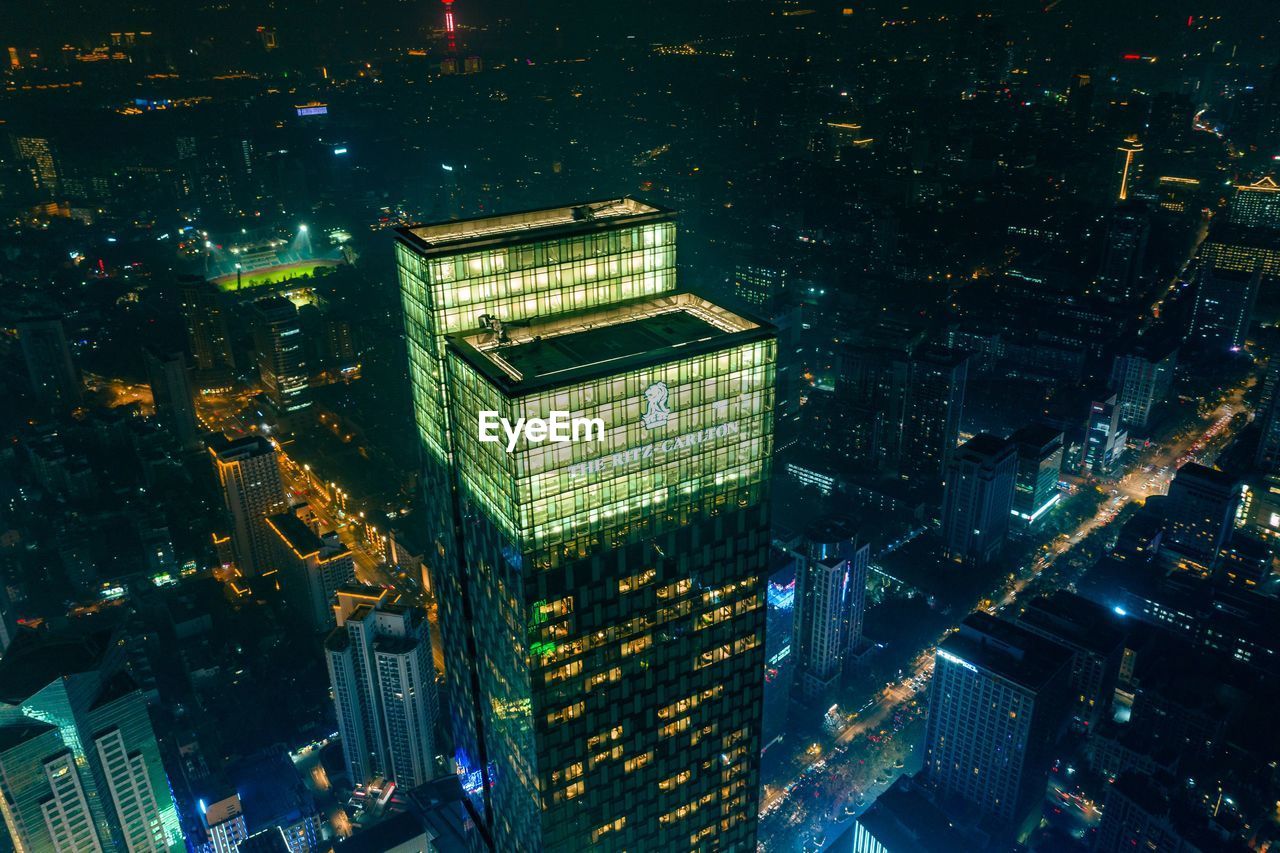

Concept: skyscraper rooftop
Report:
left=447, top=292, right=770, bottom=392
left=0, top=627, right=115, bottom=704
left=940, top=612, right=1073, bottom=692
left=399, top=197, right=672, bottom=253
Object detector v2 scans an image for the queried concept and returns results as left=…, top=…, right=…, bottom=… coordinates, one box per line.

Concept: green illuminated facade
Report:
left=0, top=632, right=184, bottom=853
left=396, top=203, right=774, bottom=851
left=396, top=199, right=677, bottom=464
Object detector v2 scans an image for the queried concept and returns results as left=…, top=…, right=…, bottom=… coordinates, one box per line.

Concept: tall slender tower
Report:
left=208, top=434, right=288, bottom=575
left=396, top=201, right=774, bottom=849
left=1115, top=136, right=1144, bottom=201
left=442, top=0, right=457, bottom=52
left=252, top=296, right=311, bottom=416
left=325, top=586, right=439, bottom=791
left=395, top=201, right=678, bottom=823
left=17, top=316, right=82, bottom=411
left=791, top=517, right=869, bottom=700
left=145, top=346, right=203, bottom=450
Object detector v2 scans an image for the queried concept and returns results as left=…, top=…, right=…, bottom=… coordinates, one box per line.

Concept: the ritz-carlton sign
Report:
left=478, top=381, right=740, bottom=477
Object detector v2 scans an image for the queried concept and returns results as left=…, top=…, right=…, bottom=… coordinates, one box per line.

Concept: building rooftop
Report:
left=397, top=198, right=672, bottom=256
left=230, top=746, right=315, bottom=833
left=941, top=612, right=1073, bottom=693
left=1017, top=591, right=1123, bottom=659
left=208, top=433, right=274, bottom=461
left=336, top=811, right=427, bottom=852
left=0, top=721, right=57, bottom=753
left=266, top=513, right=323, bottom=559
left=501, top=311, right=721, bottom=379
left=1008, top=423, right=1064, bottom=452
left=0, top=628, right=115, bottom=705
left=1206, top=223, right=1280, bottom=249
left=374, top=634, right=422, bottom=656
left=404, top=775, right=477, bottom=852
left=956, top=433, right=1012, bottom=462
left=1108, top=773, right=1250, bottom=852
left=447, top=292, right=771, bottom=394
left=852, top=776, right=993, bottom=852
left=1172, top=462, right=1239, bottom=490
left=237, top=829, right=293, bottom=853
left=1116, top=337, right=1179, bottom=362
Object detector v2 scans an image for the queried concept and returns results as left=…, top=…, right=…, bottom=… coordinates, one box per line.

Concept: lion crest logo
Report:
left=641, top=382, right=672, bottom=430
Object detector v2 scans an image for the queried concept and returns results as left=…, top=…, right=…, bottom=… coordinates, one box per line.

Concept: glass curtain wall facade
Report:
left=0, top=676, right=184, bottom=852
left=442, top=294, right=775, bottom=851
left=394, top=201, right=680, bottom=841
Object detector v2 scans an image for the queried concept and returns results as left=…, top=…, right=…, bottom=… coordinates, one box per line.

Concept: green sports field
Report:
left=212, top=259, right=341, bottom=291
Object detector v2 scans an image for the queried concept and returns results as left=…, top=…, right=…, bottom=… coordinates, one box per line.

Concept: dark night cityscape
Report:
left=0, top=0, right=1278, bottom=850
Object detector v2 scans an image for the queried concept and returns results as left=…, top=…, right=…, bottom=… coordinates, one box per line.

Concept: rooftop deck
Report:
left=447, top=292, right=770, bottom=394
left=399, top=198, right=671, bottom=255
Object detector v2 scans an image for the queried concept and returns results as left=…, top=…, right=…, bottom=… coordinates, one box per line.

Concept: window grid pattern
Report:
left=397, top=222, right=678, bottom=467
left=447, top=336, right=774, bottom=850
left=448, top=338, right=775, bottom=556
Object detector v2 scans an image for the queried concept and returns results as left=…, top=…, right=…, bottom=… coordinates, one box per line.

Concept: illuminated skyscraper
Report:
left=1199, top=226, right=1280, bottom=277
left=325, top=585, right=439, bottom=791
left=1083, top=393, right=1125, bottom=477
left=0, top=629, right=185, bottom=851
left=1188, top=265, right=1260, bottom=352
left=197, top=791, right=249, bottom=852
left=396, top=200, right=773, bottom=849
left=395, top=199, right=677, bottom=819
left=208, top=434, right=288, bottom=576
left=252, top=296, right=311, bottom=415
left=442, top=291, right=773, bottom=849
left=1109, top=342, right=1176, bottom=431
left=791, top=517, right=868, bottom=700
left=267, top=513, right=356, bottom=631
left=1008, top=424, right=1063, bottom=528
left=1114, top=136, right=1144, bottom=201
left=13, top=135, right=59, bottom=195
left=731, top=262, right=788, bottom=313
left=442, top=0, right=457, bottom=51
left=1227, top=175, right=1280, bottom=230
left=940, top=434, right=1016, bottom=565
left=923, top=612, right=1070, bottom=831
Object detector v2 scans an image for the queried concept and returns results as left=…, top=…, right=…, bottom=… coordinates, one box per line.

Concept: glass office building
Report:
left=396, top=202, right=774, bottom=850
left=445, top=293, right=774, bottom=850
left=0, top=630, right=185, bottom=852
left=396, top=200, right=681, bottom=842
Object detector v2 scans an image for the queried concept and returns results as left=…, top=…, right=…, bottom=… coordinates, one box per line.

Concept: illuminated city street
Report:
left=759, top=392, right=1252, bottom=851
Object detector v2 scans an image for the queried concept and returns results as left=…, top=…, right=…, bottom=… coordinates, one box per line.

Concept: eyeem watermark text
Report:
left=478, top=411, right=605, bottom=452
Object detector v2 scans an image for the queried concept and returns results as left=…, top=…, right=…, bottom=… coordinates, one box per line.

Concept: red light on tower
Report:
left=442, top=0, right=456, bottom=51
